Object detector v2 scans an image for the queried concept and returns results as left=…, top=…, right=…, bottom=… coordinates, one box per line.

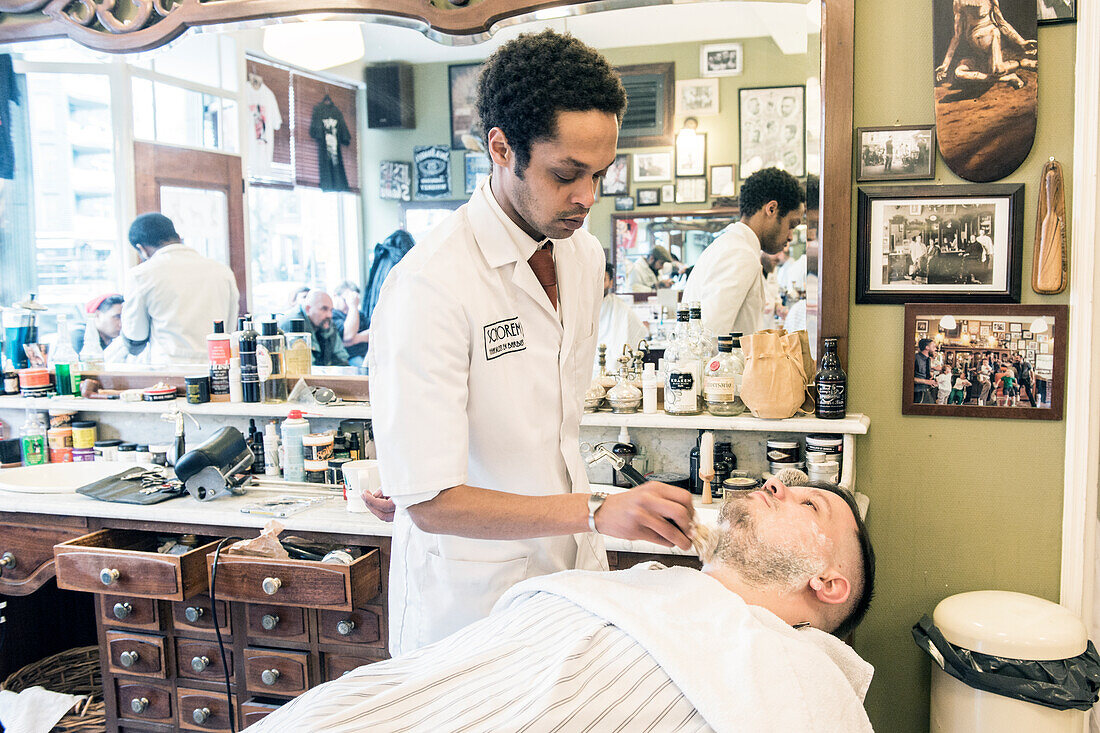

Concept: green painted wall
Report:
left=849, top=5, right=1075, bottom=731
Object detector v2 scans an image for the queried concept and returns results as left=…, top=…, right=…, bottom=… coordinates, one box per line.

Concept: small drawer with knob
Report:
left=115, top=679, right=173, bottom=724
left=172, top=594, right=231, bottom=636
left=318, top=604, right=385, bottom=647
left=176, top=637, right=233, bottom=681
left=99, top=594, right=161, bottom=631
left=244, top=647, right=311, bottom=697
left=106, top=630, right=167, bottom=678
left=323, top=652, right=384, bottom=682
left=0, top=521, right=86, bottom=596
left=54, top=529, right=219, bottom=601
left=241, top=698, right=284, bottom=726
left=206, top=548, right=380, bottom=611
left=245, top=604, right=308, bottom=643
left=177, top=687, right=236, bottom=732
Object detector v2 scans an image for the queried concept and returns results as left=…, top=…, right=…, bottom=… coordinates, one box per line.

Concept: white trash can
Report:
left=929, top=590, right=1089, bottom=733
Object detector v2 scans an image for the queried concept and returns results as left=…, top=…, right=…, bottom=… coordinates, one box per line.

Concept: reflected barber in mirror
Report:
left=121, top=213, right=240, bottom=364
left=599, top=263, right=647, bottom=360
left=626, top=244, right=676, bottom=292
left=278, top=289, right=349, bottom=367
left=683, top=167, right=804, bottom=338
left=367, top=29, right=697, bottom=658
left=331, top=281, right=369, bottom=367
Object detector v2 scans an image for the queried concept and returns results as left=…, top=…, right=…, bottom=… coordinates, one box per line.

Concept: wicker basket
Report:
left=1, top=645, right=105, bottom=732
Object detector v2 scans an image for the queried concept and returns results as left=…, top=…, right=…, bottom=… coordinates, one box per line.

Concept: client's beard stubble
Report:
left=711, top=498, right=827, bottom=593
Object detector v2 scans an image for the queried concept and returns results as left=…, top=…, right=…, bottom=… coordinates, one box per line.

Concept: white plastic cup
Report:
left=343, top=459, right=381, bottom=514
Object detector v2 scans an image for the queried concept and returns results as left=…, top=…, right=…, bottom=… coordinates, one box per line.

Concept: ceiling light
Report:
left=263, top=21, right=366, bottom=71
left=940, top=315, right=957, bottom=330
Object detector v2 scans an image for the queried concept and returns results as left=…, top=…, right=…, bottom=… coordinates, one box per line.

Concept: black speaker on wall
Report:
left=366, top=64, right=415, bottom=129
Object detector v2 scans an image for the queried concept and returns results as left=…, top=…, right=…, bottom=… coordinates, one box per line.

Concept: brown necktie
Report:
left=528, top=241, right=557, bottom=310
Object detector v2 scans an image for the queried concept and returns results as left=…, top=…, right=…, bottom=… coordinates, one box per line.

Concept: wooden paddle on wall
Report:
left=1033, top=158, right=1067, bottom=294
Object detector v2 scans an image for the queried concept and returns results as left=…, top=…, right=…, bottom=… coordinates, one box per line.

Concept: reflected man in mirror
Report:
left=625, top=244, right=675, bottom=292
left=278, top=290, right=349, bottom=367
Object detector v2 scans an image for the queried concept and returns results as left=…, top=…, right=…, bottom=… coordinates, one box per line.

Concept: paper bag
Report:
left=740, top=329, right=812, bottom=419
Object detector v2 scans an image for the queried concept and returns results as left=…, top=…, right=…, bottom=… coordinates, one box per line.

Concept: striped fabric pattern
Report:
left=243, top=592, right=712, bottom=732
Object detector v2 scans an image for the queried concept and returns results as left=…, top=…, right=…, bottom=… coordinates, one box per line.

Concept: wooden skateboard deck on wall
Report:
left=932, top=0, right=1038, bottom=182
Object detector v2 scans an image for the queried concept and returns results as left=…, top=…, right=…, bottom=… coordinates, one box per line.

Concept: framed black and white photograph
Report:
left=675, top=78, right=720, bottom=116
left=710, top=164, right=736, bottom=197
left=856, top=125, right=937, bottom=181
left=601, top=154, right=630, bottom=195
left=675, top=177, right=707, bottom=204
left=676, top=132, right=706, bottom=177
left=632, top=151, right=673, bottom=182
left=637, top=188, right=660, bottom=206
left=739, top=85, right=805, bottom=178
left=700, top=42, right=743, bottom=77
left=856, top=184, right=1024, bottom=304
left=464, top=152, right=491, bottom=195
left=379, top=160, right=411, bottom=201
left=903, top=303, right=1067, bottom=420
left=661, top=183, right=676, bottom=203
left=614, top=196, right=635, bottom=211
left=1037, top=0, right=1075, bottom=24
left=414, top=145, right=452, bottom=199
left=449, top=63, right=484, bottom=150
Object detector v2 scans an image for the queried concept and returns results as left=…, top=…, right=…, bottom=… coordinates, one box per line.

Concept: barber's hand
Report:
left=362, top=489, right=396, bottom=522
left=348, top=291, right=361, bottom=309
left=594, top=482, right=694, bottom=550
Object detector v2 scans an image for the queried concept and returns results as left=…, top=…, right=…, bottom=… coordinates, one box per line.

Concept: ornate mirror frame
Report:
left=0, top=0, right=853, bottom=362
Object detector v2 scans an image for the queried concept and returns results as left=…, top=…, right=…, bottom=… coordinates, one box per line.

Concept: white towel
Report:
left=0, top=686, right=87, bottom=733
left=497, top=562, right=875, bottom=733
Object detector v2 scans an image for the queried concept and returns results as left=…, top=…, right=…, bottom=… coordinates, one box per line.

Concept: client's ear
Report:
left=810, top=571, right=851, bottom=606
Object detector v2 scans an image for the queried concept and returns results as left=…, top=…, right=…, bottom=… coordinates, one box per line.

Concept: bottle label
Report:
left=704, top=376, right=736, bottom=401
left=666, top=371, right=697, bottom=409
left=817, top=381, right=847, bottom=407
left=209, top=363, right=230, bottom=396
left=256, top=345, right=273, bottom=382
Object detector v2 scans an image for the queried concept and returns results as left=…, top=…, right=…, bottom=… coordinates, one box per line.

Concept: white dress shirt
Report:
left=682, top=221, right=766, bottom=337
left=121, top=243, right=239, bottom=365
left=598, top=292, right=648, bottom=363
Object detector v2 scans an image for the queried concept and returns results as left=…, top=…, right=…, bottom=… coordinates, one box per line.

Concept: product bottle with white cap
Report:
left=280, top=410, right=310, bottom=482
left=207, top=320, right=232, bottom=402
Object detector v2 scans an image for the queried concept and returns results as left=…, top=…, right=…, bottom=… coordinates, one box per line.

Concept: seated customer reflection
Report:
left=278, top=289, right=349, bottom=367
left=599, top=263, right=647, bottom=360
left=625, top=244, right=675, bottom=292
left=71, top=293, right=123, bottom=353
left=120, top=213, right=240, bottom=364
left=332, top=281, right=369, bottom=366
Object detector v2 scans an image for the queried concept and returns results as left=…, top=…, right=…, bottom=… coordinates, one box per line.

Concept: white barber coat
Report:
left=368, top=177, right=607, bottom=656
left=682, top=222, right=766, bottom=337
left=626, top=258, right=659, bottom=292
left=598, top=292, right=648, bottom=364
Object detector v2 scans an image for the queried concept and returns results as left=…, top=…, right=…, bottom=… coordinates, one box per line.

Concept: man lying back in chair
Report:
left=245, top=478, right=875, bottom=733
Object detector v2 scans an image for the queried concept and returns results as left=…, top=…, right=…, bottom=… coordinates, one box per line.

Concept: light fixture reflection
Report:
left=263, top=22, right=366, bottom=71
left=940, top=315, right=957, bottom=330
left=1030, top=317, right=1049, bottom=334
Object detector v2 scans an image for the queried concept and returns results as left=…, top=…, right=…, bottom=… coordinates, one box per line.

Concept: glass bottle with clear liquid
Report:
left=687, top=302, right=716, bottom=410
left=664, top=306, right=701, bottom=415
left=51, top=314, right=80, bottom=396
left=704, top=335, right=746, bottom=416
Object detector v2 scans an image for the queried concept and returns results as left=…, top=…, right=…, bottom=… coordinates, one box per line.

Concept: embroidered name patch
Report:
left=484, top=316, right=526, bottom=361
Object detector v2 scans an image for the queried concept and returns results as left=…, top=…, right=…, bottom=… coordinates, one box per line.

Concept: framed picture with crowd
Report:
left=856, top=183, right=1024, bottom=304
left=902, top=303, right=1068, bottom=420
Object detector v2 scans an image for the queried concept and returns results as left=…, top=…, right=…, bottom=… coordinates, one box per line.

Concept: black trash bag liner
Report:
left=912, top=614, right=1100, bottom=711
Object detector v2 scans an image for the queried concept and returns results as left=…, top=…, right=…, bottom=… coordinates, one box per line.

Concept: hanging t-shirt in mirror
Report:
left=310, top=95, right=351, bottom=192
left=246, top=75, right=282, bottom=176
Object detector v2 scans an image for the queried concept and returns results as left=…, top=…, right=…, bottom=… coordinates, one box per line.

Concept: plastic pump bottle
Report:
left=263, top=420, right=281, bottom=476
left=280, top=410, right=310, bottom=482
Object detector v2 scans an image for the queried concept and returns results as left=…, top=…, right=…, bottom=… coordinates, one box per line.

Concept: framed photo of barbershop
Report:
left=856, top=183, right=1024, bottom=304
left=902, top=303, right=1068, bottom=420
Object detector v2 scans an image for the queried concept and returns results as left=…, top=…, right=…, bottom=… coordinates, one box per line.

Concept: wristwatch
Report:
left=588, top=491, right=609, bottom=533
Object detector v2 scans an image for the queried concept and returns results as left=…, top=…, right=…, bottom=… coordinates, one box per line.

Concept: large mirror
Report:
left=0, top=0, right=853, bottom=379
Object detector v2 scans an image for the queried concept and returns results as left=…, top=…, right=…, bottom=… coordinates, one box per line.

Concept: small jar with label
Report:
left=134, top=444, right=153, bottom=463
left=303, top=458, right=329, bottom=483
left=94, top=439, right=122, bottom=461
left=117, top=443, right=137, bottom=462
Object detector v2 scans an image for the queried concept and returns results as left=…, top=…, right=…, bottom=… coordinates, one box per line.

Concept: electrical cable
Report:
left=209, top=536, right=240, bottom=733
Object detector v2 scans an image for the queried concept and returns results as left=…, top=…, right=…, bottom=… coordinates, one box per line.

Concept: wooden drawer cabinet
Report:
left=318, top=604, right=385, bottom=647
left=207, top=549, right=380, bottom=611
left=177, top=687, right=236, bottom=732
left=115, top=679, right=173, bottom=725
left=176, top=637, right=233, bottom=682
left=99, top=594, right=161, bottom=631
left=241, top=698, right=283, bottom=726
left=172, top=595, right=231, bottom=636
left=0, top=522, right=85, bottom=595
left=106, top=630, right=167, bottom=678
left=323, top=653, right=379, bottom=682
left=55, top=529, right=218, bottom=601
left=245, top=604, right=308, bottom=643
left=244, top=647, right=311, bottom=697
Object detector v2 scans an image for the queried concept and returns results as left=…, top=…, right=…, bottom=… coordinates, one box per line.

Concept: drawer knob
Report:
left=99, top=568, right=120, bottom=586
left=130, top=697, right=149, bottom=714
left=261, top=577, right=282, bottom=595
left=184, top=606, right=205, bottom=623
left=261, top=613, right=280, bottom=631
left=191, top=655, right=210, bottom=672
left=336, top=619, right=356, bottom=636
left=0, top=552, right=15, bottom=570
left=119, top=650, right=140, bottom=667
left=261, top=668, right=281, bottom=686
left=192, top=707, right=211, bottom=724
left=112, top=602, right=132, bottom=620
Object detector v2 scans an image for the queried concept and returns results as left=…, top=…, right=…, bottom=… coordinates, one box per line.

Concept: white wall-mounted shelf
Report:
left=580, top=411, right=869, bottom=435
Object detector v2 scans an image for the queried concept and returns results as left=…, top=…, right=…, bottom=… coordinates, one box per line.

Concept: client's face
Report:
left=714, top=483, right=857, bottom=592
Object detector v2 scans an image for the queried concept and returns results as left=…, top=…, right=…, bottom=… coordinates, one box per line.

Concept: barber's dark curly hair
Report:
left=739, top=167, right=805, bottom=218
left=476, top=29, right=627, bottom=177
